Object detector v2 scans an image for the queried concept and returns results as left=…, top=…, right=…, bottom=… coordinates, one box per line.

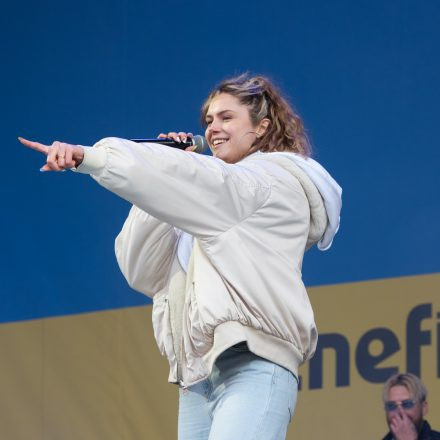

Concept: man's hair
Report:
left=382, top=373, right=427, bottom=403
left=201, top=73, right=311, bottom=157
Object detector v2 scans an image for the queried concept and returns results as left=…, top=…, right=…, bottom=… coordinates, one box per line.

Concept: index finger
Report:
left=396, top=406, right=408, bottom=422
left=18, top=137, right=50, bottom=155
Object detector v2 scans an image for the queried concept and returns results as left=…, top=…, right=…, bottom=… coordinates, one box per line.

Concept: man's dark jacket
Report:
left=382, top=421, right=440, bottom=440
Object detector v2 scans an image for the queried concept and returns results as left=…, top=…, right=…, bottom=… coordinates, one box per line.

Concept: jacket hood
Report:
left=256, top=151, right=342, bottom=251
left=177, top=151, right=342, bottom=271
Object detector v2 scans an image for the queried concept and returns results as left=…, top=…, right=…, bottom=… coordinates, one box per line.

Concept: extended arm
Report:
left=19, top=136, right=271, bottom=237
left=76, top=137, right=271, bottom=238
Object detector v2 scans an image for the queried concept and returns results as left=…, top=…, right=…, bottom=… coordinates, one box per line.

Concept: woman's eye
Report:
left=223, top=116, right=231, bottom=121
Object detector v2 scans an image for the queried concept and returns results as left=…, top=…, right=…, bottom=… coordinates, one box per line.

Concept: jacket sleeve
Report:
left=114, top=205, right=178, bottom=297
left=76, top=137, right=271, bottom=238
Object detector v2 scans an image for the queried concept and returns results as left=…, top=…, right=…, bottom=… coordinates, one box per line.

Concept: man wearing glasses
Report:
left=382, top=373, right=440, bottom=440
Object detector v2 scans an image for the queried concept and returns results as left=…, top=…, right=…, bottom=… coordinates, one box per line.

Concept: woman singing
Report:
left=20, top=73, right=342, bottom=440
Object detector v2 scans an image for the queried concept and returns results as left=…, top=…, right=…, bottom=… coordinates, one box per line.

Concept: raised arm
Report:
left=77, top=137, right=271, bottom=238
left=19, top=136, right=272, bottom=238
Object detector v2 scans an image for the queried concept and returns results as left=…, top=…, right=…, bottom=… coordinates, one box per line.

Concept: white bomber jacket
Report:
left=76, top=137, right=342, bottom=387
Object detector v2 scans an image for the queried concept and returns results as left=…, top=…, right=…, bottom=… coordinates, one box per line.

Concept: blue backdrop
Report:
left=2, top=0, right=439, bottom=323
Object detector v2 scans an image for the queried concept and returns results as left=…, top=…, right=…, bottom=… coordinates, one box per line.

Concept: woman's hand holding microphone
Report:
left=157, top=132, right=197, bottom=151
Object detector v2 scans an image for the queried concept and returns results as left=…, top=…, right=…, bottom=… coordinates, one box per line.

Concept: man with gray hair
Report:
left=382, top=373, right=439, bottom=440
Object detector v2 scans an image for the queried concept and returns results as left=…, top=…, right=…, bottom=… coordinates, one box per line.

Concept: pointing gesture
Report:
left=18, top=137, right=84, bottom=171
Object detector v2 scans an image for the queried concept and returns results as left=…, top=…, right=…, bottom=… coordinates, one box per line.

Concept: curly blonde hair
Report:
left=201, top=73, right=311, bottom=157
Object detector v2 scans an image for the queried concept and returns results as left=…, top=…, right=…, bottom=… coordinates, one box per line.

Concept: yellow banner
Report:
left=0, top=273, right=438, bottom=439
left=292, top=273, right=440, bottom=439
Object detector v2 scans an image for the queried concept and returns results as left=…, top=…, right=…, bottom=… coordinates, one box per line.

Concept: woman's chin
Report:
left=212, top=147, right=237, bottom=163
left=213, top=149, right=224, bottom=160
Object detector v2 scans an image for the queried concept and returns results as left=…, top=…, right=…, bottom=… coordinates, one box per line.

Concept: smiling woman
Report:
left=201, top=74, right=311, bottom=159
left=19, top=73, right=342, bottom=440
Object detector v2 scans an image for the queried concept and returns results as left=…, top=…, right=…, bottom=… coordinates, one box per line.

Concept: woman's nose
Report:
left=208, top=119, right=222, bottom=133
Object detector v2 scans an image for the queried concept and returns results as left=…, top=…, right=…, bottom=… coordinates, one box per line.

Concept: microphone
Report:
left=130, top=135, right=209, bottom=154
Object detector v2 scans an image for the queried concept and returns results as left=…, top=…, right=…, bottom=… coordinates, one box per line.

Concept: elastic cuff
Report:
left=74, top=146, right=107, bottom=175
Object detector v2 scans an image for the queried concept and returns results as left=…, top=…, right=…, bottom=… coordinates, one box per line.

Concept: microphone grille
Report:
left=192, top=135, right=209, bottom=154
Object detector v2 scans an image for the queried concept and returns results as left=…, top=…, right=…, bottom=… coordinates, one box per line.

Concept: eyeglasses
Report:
left=384, top=399, right=416, bottom=412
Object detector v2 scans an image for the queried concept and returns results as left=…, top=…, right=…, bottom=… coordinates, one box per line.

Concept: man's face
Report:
left=385, top=385, right=427, bottom=432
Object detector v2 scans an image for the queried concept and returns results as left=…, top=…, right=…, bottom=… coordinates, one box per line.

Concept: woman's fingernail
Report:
left=39, top=167, right=46, bottom=172
left=176, top=136, right=181, bottom=143
left=183, top=137, right=187, bottom=143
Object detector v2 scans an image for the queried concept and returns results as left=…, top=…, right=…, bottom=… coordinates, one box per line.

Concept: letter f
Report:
left=406, top=304, right=432, bottom=377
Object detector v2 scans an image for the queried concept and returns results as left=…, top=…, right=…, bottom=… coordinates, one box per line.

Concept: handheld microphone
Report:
left=130, top=135, right=209, bottom=154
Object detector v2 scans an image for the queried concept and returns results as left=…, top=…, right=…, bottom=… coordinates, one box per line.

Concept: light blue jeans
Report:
left=178, top=343, right=298, bottom=440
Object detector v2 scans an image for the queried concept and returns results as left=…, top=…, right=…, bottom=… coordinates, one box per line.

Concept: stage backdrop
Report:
left=1, top=0, right=439, bottom=439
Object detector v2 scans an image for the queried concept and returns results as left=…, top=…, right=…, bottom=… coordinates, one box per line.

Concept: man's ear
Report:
left=422, top=401, right=428, bottom=417
left=256, top=118, right=270, bottom=137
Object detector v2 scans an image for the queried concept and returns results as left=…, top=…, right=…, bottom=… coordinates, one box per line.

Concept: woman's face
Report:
left=205, top=93, right=263, bottom=163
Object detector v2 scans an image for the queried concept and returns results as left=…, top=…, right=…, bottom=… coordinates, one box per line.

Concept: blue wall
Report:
left=2, top=0, right=439, bottom=322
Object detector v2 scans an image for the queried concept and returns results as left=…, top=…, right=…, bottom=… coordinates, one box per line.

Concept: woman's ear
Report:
left=256, top=118, right=270, bottom=137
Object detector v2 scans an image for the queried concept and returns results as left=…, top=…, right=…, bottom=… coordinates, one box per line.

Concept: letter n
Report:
left=309, top=333, right=349, bottom=389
